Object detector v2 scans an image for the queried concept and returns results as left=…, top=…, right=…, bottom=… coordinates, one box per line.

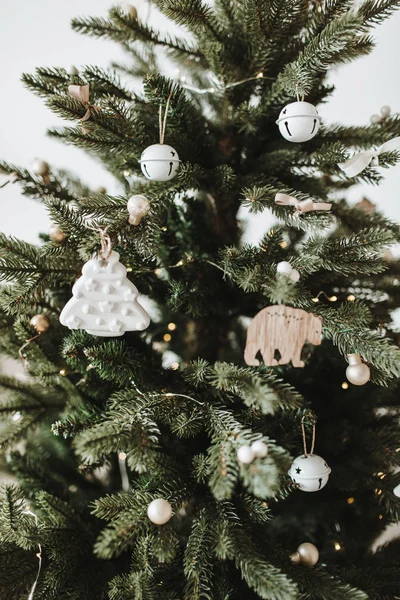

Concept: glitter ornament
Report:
left=237, top=445, right=256, bottom=464
left=30, top=314, right=51, bottom=333
left=147, top=499, right=173, bottom=525
left=346, top=353, right=370, bottom=386
left=49, top=224, right=66, bottom=243
left=276, top=101, right=321, bottom=143
left=127, top=194, right=151, bottom=225
left=139, top=144, right=180, bottom=182
left=290, top=542, right=319, bottom=567
left=60, top=250, right=150, bottom=337
left=251, top=440, right=268, bottom=458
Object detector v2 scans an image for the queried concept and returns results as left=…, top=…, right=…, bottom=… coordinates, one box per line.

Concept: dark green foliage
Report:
left=1, top=1, right=400, bottom=599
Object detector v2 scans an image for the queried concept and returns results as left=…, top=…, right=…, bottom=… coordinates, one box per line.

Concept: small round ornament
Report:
left=289, top=269, right=300, bottom=283
left=251, top=440, right=268, bottom=458
left=147, top=498, right=173, bottom=525
left=237, top=445, right=255, bottom=464
left=290, top=542, right=319, bottom=567
left=127, top=195, right=151, bottom=226
left=393, top=483, right=400, bottom=498
left=370, top=114, right=382, bottom=125
left=276, top=101, right=321, bottom=143
left=49, top=224, right=66, bottom=243
left=346, top=353, right=370, bottom=386
left=119, top=2, right=138, bottom=17
left=289, top=454, right=331, bottom=492
left=277, top=261, right=293, bottom=275
left=380, top=105, right=391, bottom=118
left=31, top=158, right=50, bottom=178
left=30, top=314, right=51, bottom=334
left=139, top=144, right=180, bottom=182
left=68, top=65, right=79, bottom=76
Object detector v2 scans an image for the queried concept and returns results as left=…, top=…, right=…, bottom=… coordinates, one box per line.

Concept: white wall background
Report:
left=1, top=1, right=400, bottom=244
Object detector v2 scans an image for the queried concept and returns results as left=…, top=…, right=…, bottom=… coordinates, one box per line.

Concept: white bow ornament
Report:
left=338, top=136, right=400, bottom=178
left=275, top=193, right=332, bottom=213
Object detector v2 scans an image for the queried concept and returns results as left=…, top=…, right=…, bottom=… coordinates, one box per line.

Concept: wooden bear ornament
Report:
left=244, top=305, right=322, bottom=367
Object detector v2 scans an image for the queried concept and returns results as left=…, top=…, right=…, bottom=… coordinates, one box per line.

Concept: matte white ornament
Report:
left=60, top=250, right=150, bottom=337
left=380, top=105, right=391, bottom=118
left=139, top=144, right=180, bottom=182
left=251, top=440, right=268, bottom=458
left=68, top=65, right=79, bottom=76
left=147, top=498, right=173, bottom=525
left=288, top=454, right=331, bottom=492
left=393, top=483, right=400, bottom=498
left=346, top=353, right=370, bottom=386
left=289, top=269, right=300, bottom=283
left=119, top=2, right=138, bottom=17
left=127, top=195, right=151, bottom=225
left=277, top=261, right=293, bottom=275
left=370, top=114, right=382, bottom=125
left=237, top=445, right=256, bottom=464
left=276, top=101, right=321, bottom=143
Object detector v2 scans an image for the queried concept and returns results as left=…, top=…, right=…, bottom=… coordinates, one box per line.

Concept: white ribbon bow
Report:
left=274, top=193, right=332, bottom=213
left=338, top=136, right=400, bottom=177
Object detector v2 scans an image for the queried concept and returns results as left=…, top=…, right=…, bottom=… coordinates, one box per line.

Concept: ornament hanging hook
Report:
left=159, top=91, right=173, bottom=145
left=301, top=412, right=316, bottom=456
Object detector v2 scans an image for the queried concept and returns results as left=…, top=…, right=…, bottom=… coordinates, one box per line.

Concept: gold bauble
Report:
left=30, top=314, right=51, bottom=333
left=49, top=224, right=66, bottom=243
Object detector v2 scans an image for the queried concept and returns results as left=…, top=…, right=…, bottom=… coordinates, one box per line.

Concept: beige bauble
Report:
left=31, top=158, right=50, bottom=178
left=147, top=498, right=172, bottom=525
left=346, top=354, right=370, bottom=386
left=49, top=224, right=66, bottom=243
left=127, top=195, right=151, bottom=226
left=119, top=3, right=138, bottom=18
left=30, top=314, right=51, bottom=333
left=291, top=542, right=319, bottom=567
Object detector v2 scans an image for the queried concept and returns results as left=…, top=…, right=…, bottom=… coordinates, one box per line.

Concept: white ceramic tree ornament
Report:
left=139, top=95, right=180, bottom=182
left=276, top=101, right=321, bottom=143
left=60, top=231, right=150, bottom=337
left=288, top=414, right=331, bottom=492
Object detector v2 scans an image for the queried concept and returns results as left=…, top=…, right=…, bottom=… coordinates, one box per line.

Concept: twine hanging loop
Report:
left=83, top=220, right=113, bottom=262
left=301, top=412, right=316, bottom=456
left=158, top=92, right=173, bottom=144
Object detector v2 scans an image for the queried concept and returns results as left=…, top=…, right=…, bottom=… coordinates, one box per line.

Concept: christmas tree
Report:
left=1, top=1, right=400, bottom=599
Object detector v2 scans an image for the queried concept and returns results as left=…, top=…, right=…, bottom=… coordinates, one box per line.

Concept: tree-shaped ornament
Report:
left=60, top=231, right=150, bottom=337
left=244, top=304, right=322, bottom=367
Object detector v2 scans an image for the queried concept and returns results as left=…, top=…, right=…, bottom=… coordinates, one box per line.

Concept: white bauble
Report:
left=276, top=101, right=321, bottom=143
left=127, top=194, right=150, bottom=225
left=119, top=2, right=138, bottom=17
left=346, top=354, right=370, bottom=386
left=277, top=261, right=293, bottom=275
left=31, top=158, right=50, bottom=177
left=370, top=114, right=382, bottom=125
left=139, top=144, right=180, bottom=182
left=288, top=454, right=331, bottom=492
left=289, top=269, right=300, bottom=283
left=393, top=483, right=400, bottom=498
left=147, top=498, right=173, bottom=525
left=68, top=65, right=79, bottom=76
left=380, top=105, right=391, bottom=118
left=251, top=440, right=268, bottom=458
left=237, top=445, right=255, bottom=464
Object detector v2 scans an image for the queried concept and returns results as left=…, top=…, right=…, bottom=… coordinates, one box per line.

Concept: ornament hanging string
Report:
left=19, top=334, right=42, bottom=371
left=68, top=84, right=99, bottom=122
left=301, top=413, right=316, bottom=456
left=159, top=92, right=173, bottom=145
left=83, top=220, right=112, bottom=261
left=24, top=509, right=42, bottom=600
left=296, top=81, right=305, bottom=103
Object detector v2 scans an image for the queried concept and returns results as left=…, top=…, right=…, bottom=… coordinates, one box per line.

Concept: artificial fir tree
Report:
left=1, top=1, right=400, bottom=598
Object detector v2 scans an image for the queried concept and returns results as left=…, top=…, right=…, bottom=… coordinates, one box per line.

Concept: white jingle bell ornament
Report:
left=127, top=194, right=151, bottom=225
left=139, top=144, right=180, bottom=182
left=147, top=498, right=173, bottom=525
left=60, top=243, right=150, bottom=337
left=289, top=454, right=331, bottom=492
left=288, top=414, right=331, bottom=492
left=276, top=101, right=321, bottom=143
left=346, top=353, right=370, bottom=386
